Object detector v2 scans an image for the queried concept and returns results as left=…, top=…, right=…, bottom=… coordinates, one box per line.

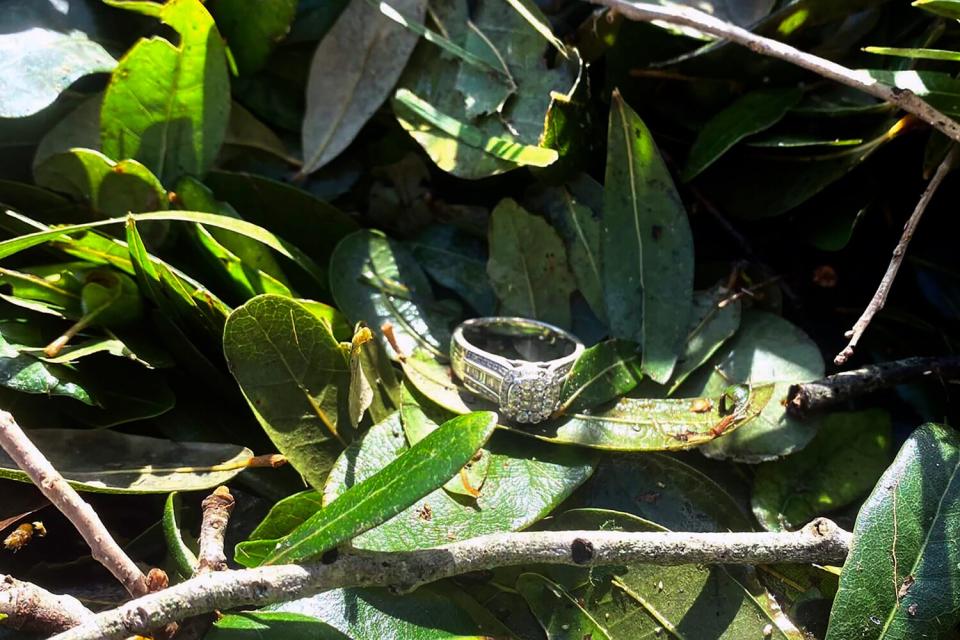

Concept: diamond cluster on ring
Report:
left=502, top=366, right=561, bottom=423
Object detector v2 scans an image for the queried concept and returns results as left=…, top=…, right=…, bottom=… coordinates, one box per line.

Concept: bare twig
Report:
left=590, top=0, right=960, bottom=144
left=835, top=146, right=960, bottom=364
left=788, top=355, right=960, bottom=416
left=50, top=519, right=850, bottom=640
left=0, top=574, right=94, bottom=634
left=0, top=411, right=149, bottom=598
left=197, top=486, right=235, bottom=575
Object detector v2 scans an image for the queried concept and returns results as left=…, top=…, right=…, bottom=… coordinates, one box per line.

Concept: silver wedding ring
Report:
left=450, top=317, right=584, bottom=424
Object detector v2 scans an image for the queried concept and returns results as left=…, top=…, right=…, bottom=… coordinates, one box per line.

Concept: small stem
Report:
left=787, top=355, right=960, bottom=416
left=50, top=519, right=850, bottom=640
left=0, top=411, right=148, bottom=598
left=835, top=146, right=959, bottom=364
left=197, top=487, right=235, bottom=575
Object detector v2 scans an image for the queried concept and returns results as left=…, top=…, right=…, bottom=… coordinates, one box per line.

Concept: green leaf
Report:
left=0, top=210, right=325, bottom=287
left=668, top=285, right=742, bottom=394
left=0, top=28, right=115, bottom=118
left=536, top=180, right=607, bottom=325
left=913, top=0, right=960, bottom=19
left=487, top=198, right=576, bottom=328
left=223, top=295, right=350, bottom=491
left=604, top=90, right=694, bottom=383
left=100, top=0, right=230, bottom=183
left=826, top=423, right=960, bottom=640
left=852, top=70, right=960, bottom=116
left=246, top=411, right=497, bottom=566
left=752, top=409, right=892, bottom=532
left=678, top=310, right=825, bottom=462
left=408, top=224, right=497, bottom=316
left=209, top=612, right=351, bottom=640
left=0, top=328, right=92, bottom=404
left=516, top=573, right=611, bottom=640
left=208, top=0, right=298, bottom=75
left=33, top=95, right=102, bottom=168
left=223, top=103, right=298, bottom=164
left=245, top=490, right=325, bottom=542
left=301, top=0, right=425, bottom=174
left=163, top=492, right=199, bottom=577
left=319, top=414, right=595, bottom=552
left=533, top=509, right=802, bottom=639
left=525, top=383, right=774, bottom=451
left=329, top=230, right=458, bottom=361
left=682, top=88, right=804, bottom=181
left=0, top=429, right=252, bottom=494
left=863, top=46, right=960, bottom=61
left=267, top=585, right=507, bottom=639
left=393, top=89, right=559, bottom=170
left=392, top=0, right=579, bottom=178
left=557, top=340, right=642, bottom=414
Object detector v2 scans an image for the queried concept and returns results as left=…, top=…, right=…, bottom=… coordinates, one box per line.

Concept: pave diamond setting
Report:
left=501, top=366, right=562, bottom=423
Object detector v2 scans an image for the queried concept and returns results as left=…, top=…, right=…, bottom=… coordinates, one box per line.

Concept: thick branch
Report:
left=51, top=519, right=850, bottom=640
left=0, top=411, right=148, bottom=597
left=0, top=574, right=94, bottom=634
left=788, top=355, right=960, bottom=416
left=835, top=147, right=959, bottom=364
left=590, top=0, right=960, bottom=143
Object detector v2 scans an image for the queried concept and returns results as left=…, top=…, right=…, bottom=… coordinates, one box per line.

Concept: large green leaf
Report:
left=0, top=28, right=115, bottom=118
left=329, top=230, right=458, bottom=361
left=101, top=0, right=229, bottom=183
left=208, top=0, right=298, bottom=75
left=239, top=413, right=594, bottom=555
left=268, top=585, right=508, bottom=640
left=0, top=429, right=252, bottom=494
left=913, top=0, right=960, bottom=19
left=530, top=509, right=802, bottom=639
left=752, top=409, right=892, bottom=532
left=682, top=88, right=804, bottom=181
left=826, top=424, right=960, bottom=639
left=678, top=310, right=825, bottom=462
left=392, top=0, right=579, bottom=178
left=557, top=339, right=642, bottom=414
left=603, top=91, right=693, bottom=383
left=487, top=198, right=576, bottom=328
left=667, top=285, right=742, bottom=393
left=301, top=0, right=425, bottom=174
left=239, top=411, right=497, bottom=566
left=223, top=295, right=350, bottom=491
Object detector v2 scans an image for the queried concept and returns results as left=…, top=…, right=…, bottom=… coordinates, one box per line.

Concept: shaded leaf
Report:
left=209, top=612, right=350, bottom=640
left=223, top=102, right=298, bottom=164
left=408, top=224, right=497, bottom=316
left=163, top=492, right=199, bottom=577
left=0, top=28, right=115, bottom=118
left=913, top=0, right=960, bottom=20
left=668, top=285, right=742, bottom=393
left=487, top=198, right=576, bottom=328
left=0, top=429, right=252, bottom=494
left=557, top=340, right=642, bottom=414
left=301, top=0, right=425, bottom=174
left=101, top=0, right=229, bottom=183
left=826, top=423, right=960, bottom=640
left=516, top=573, right=611, bottom=640
left=208, top=0, right=298, bottom=75
left=604, top=91, right=693, bottom=383
left=330, top=230, right=458, bottom=360
left=239, top=411, right=497, bottom=566
left=0, top=325, right=92, bottom=404
left=752, top=409, right=892, bottom=531
left=223, top=295, right=350, bottom=491
left=683, top=87, right=803, bottom=181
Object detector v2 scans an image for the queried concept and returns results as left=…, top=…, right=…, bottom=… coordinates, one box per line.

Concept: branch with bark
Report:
left=588, top=0, right=960, bottom=144
left=48, top=518, right=850, bottom=640
left=788, top=355, right=960, bottom=416
left=0, top=575, right=94, bottom=635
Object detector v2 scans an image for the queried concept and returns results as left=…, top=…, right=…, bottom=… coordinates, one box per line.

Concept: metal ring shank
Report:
left=450, top=317, right=584, bottom=420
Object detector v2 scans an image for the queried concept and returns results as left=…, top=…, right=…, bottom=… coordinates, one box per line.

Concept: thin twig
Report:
left=590, top=0, right=960, bottom=144
left=835, top=146, right=960, bottom=364
left=0, top=574, right=95, bottom=634
left=788, top=355, right=960, bottom=416
left=0, top=411, right=149, bottom=598
left=50, top=519, right=850, bottom=640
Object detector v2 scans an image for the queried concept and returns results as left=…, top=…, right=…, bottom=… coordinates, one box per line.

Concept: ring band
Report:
left=450, top=317, right=584, bottom=423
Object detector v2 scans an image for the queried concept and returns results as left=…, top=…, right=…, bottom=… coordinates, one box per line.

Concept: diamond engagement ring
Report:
left=450, top=317, right=584, bottom=424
